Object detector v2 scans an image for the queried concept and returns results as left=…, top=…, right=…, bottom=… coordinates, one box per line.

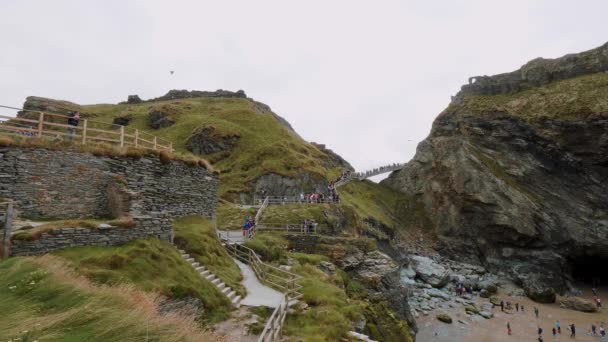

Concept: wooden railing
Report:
left=256, top=223, right=319, bottom=234
left=219, top=235, right=302, bottom=342
left=0, top=107, right=173, bottom=152
left=254, top=196, right=269, bottom=224
left=1, top=201, right=14, bottom=259
left=253, top=196, right=338, bottom=205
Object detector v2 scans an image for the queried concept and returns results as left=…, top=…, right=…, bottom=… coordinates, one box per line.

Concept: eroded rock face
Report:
left=148, top=109, right=175, bottom=129
left=384, top=44, right=608, bottom=302
left=558, top=296, right=598, bottom=313
left=187, top=126, right=240, bottom=155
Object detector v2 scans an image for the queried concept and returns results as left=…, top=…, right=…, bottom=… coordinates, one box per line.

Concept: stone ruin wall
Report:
left=0, top=147, right=219, bottom=256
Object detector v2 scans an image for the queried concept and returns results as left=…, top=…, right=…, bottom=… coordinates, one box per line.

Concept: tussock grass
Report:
left=173, top=216, right=246, bottom=297
left=217, top=202, right=257, bottom=229
left=0, top=255, right=216, bottom=341
left=55, top=237, right=233, bottom=323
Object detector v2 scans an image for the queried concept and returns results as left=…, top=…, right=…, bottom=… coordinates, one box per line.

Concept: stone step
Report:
left=227, top=291, right=236, bottom=300
left=180, top=253, right=189, bottom=258
left=200, top=270, right=211, bottom=277
left=178, top=249, right=186, bottom=254
left=185, top=257, right=195, bottom=263
left=211, top=278, right=221, bottom=285
left=195, top=266, right=206, bottom=272
left=221, top=287, right=231, bottom=295
left=205, top=274, right=216, bottom=281
left=217, top=282, right=226, bottom=290
left=190, top=261, right=200, bottom=267
left=232, top=295, right=242, bottom=306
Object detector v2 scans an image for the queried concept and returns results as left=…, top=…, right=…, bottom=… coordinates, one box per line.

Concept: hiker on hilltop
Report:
left=67, top=111, right=80, bottom=137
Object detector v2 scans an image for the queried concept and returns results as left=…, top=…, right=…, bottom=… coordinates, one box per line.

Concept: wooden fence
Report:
left=219, top=236, right=302, bottom=342
left=253, top=196, right=338, bottom=205
left=0, top=107, right=173, bottom=152
left=256, top=223, right=319, bottom=234
left=1, top=201, right=14, bottom=259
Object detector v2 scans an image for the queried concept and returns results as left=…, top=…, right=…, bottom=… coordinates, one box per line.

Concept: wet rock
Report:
left=436, top=313, right=453, bottom=324
left=427, top=288, right=450, bottom=300
left=479, top=310, right=493, bottom=319
left=411, top=255, right=449, bottom=288
left=557, top=296, right=598, bottom=313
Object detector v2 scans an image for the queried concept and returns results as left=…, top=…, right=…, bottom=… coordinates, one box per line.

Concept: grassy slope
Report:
left=55, top=237, right=233, bottom=323
left=450, top=72, right=608, bottom=120
left=0, top=256, right=213, bottom=341
left=172, top=216, right=246, bottom=297
left=83, top=98, right=333, bottom=199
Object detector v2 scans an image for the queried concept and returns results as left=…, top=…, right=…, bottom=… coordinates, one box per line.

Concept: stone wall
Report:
left=0, top=147, right=219, bottom=256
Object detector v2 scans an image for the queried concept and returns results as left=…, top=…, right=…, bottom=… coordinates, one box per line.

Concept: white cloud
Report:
left=1, top=0, right=606, bottom=174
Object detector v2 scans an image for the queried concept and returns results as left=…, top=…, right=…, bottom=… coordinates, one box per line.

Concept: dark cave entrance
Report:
left=570, top=255, right=608, bottom=286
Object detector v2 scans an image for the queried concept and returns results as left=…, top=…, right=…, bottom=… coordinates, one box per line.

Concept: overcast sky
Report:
left=1, top=0, right=606, bottom=177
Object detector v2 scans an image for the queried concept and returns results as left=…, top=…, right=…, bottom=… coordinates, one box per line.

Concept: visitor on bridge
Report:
left=67, top=111, right=81, bottom=137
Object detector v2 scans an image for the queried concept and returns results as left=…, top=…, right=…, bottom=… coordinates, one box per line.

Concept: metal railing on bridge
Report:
left=256, top=222, right=319, bottom=235
left=253, top=196, right=338, bottom=206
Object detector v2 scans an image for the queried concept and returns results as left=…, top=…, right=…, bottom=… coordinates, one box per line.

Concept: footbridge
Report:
left=335, top=162, right=405, bottom=187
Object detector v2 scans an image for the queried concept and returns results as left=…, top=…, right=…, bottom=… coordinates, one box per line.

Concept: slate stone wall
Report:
left=0, top=147, right=219, bottom=255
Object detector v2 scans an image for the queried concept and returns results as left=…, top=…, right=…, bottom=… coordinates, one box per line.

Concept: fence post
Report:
left=2, top=202, right=13, bottom=258
left=81, top=119, right=88, bottom=144
left=37, top=112, right=44, bottom=137
left=153, top=136, right=157, bottom=150
left=120, top=126, right=125, bottom=147
left=169, top=142, right=173, bottom=152
left=134, top=129, right=139, bottom=147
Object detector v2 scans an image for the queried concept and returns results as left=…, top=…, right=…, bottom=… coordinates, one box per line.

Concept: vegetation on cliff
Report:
left=449, top=72, right=608, bottom=121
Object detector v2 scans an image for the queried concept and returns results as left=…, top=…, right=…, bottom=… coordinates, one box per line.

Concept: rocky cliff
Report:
left=384, top=42, right=608, bottom=302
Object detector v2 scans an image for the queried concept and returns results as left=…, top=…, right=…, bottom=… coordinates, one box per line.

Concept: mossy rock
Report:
left=465, top=305, right=480, bottom=314
left=436, top=314, right=453, bottom=324
left=489, top=296, right=501, bottom=306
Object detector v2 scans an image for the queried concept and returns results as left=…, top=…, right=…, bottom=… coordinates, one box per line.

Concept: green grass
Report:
left=261, top=203, right=330, bottom=224
left=0, top=256, right=214, bottom=341
left=340, top=180, right=410, bottom=229
left=217, top=202, right=257, bottom=229
left=55, top=237, right=233, bottom=323
left=283, top=264, right=366, bottom=341
left=172, top=216, right=245, bottom=297
left=81, top=97, right=340, bottom=200
left=243, top=232, right=290, bottom=263
left=450, top=72, right=608, bottom=121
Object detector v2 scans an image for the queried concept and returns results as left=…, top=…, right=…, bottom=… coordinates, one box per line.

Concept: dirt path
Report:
left=417, top=285, right=608, bottom=342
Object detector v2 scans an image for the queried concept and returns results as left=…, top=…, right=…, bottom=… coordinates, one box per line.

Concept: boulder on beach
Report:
left=557, top=296, right=598, bottom=313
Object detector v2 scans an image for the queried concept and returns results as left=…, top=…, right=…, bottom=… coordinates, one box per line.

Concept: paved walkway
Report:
left=235, top=259, right=284, bottom=308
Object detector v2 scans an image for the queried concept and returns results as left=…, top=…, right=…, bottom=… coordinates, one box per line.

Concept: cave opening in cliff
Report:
left=571, top=255, right=608, bottom=285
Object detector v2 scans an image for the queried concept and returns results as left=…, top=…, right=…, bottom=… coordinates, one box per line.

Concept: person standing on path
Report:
left=534, top=306, right=539, bottom=318
left=552, top=327, right=556, bottom=337
left=501, top=301, right=505, bottom=312
left=556, top=320, right=561, bottom=334
left=67, top=111, right=81, bottom=138
left=516, top=303, right=519, bottom=312
left=569, top=323, right=576, bottom=338
left=507, top=322, right=512, bottom=335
